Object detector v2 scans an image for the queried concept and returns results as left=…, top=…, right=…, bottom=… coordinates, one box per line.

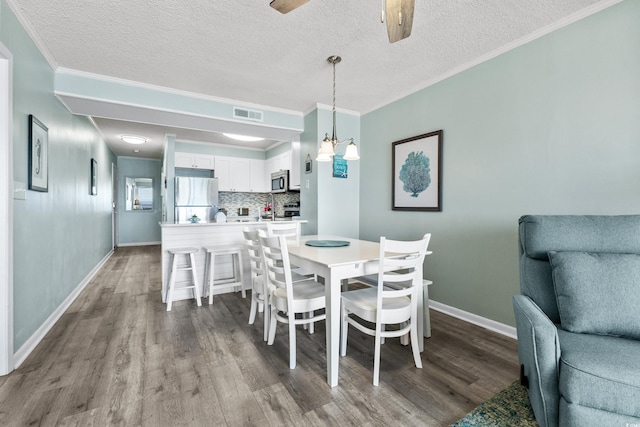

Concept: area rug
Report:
left=450, top=381, right=538, bottom=427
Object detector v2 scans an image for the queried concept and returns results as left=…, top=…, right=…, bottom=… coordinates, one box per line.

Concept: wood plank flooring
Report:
left=0, top=245, right=519, bottom=426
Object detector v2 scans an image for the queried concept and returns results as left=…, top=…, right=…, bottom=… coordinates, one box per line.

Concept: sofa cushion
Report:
left=549, top=251, right=640, bottom=339
left=558, top=329, right=640, bottom=418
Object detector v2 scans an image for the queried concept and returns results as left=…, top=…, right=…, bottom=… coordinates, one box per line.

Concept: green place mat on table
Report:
left=305, top=240, right=350, bottom=247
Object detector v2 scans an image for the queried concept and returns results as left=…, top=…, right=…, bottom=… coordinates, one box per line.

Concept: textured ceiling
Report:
left=9, top=0, right=615, bottom=158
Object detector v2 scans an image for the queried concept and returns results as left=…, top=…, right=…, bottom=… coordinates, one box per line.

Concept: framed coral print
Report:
left=28, top=114, right=49, bottom=192
left=392, top=130, right=443, bottom=211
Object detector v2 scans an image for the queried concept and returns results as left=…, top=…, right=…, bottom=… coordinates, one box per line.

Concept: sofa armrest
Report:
left=513, top=295, right=561, bottom=427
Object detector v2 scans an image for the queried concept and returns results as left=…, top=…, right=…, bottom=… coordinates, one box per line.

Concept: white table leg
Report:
left=325, top=268, right=341, bottom=388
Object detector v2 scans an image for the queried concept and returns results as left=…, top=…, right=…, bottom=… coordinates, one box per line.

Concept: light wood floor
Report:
left=0, top=245, right=519, bottom=426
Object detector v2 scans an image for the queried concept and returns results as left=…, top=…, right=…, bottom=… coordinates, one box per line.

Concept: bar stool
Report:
left=166, top=247, right=202, bottom=311
left=203, top=245, right=245, bottom=304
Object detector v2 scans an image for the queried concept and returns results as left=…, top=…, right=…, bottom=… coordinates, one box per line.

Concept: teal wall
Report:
left=265, top=140, right=291, bottom=158
left=1, top=1, right=116, bottom=350
left=299, top=107, right=361, bottom=237
left=117, top=157, right=162, bottom=245
left=360, top=0, right=640, bottom=326
left=316, top=108, right=360, bottom=238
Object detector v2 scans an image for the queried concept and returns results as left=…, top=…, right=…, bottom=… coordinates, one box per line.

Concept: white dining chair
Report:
left=340, top=234, right=431, bottom=386
left=266, top=221, right=315, bottom=280
left=259, top=230, right=326, bottom=369
left=266, top=221, right=301, bottom=245
left=243, top=228, right=272, bottom=342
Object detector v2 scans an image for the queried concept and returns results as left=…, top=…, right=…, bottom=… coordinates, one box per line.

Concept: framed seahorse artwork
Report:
left=28, top=114, right=49, bottom=192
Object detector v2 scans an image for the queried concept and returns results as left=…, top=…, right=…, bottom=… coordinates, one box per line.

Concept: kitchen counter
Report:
left=159, top=219, right=307, bottom=304
left=160, top=218, right=306, bottom=227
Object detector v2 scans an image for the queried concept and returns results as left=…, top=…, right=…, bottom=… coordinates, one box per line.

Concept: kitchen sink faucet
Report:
left=268, top=193, right=275, bottom=221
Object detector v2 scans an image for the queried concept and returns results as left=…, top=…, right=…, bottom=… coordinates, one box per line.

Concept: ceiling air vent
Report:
left=233, top=107, right=264, bottom=122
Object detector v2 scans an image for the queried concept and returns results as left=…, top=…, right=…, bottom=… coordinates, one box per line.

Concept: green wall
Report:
left=360, top=0, right=640, bottom=326
left=1, top=1, right=116, bottom=349
left=117, top=157, right=162, bottom=245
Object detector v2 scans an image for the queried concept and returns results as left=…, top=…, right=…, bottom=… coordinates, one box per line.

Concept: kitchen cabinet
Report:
left=265, top=148, right=301, bottom=189
left=215, top=156, right=257, bottom=192
left=250, top=159, right=267, bottom=192
left=175, top=152, right=215, bottom=170
left=266, top=151, right=291, bottom=176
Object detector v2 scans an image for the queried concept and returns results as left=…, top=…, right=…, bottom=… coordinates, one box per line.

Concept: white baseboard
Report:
left=117, top=241, right=160, bottom=247
left=429, top=300, right=517, bottom=340
left=13, top=249, right=115, bottom=368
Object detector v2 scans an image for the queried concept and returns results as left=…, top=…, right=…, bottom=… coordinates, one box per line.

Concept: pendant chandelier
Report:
left=316, top=56, right=360, bottom=162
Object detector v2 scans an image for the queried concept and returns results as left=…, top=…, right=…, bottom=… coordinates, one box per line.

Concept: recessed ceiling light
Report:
left=133, top=149, right=140, bottom=153
left=121, top=135, right=147, bottom=145
left=223, top=133, right=264, bottom=142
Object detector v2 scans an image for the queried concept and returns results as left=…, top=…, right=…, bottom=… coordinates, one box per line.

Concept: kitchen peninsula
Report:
left=160, top=219, right=307, bottom=304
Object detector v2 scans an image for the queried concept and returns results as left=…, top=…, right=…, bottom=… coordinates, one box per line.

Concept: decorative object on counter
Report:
left=316, top=56, right=360, bottom=163
left=392, top=130, right=443, bottom=212
left=214, top=211, right=226, bottom=222
left=188, top=214, right=200, bottom=223
left=305, top=240, right=350, bottom=247
left=28, top=114, right=49, bottom=192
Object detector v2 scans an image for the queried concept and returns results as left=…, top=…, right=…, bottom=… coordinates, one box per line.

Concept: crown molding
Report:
left=56, top=67, right=304, bottom=117
left=363, top=0, right=624, bottom=115
left=5, top=0, right=58, bottom=71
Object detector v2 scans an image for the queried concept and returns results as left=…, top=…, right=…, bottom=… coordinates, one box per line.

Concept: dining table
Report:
left=287, top=234, right=426, bottom=388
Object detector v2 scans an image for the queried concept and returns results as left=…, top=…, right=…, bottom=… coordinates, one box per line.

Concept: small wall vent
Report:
left=233, top=107, right=264, bottom=122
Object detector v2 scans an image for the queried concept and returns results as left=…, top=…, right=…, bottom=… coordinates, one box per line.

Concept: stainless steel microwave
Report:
left=271, top=170, right=289, bottom=193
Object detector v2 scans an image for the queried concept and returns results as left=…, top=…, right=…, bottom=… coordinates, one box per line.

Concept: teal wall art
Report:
left=332, top=154, right=347, bottom=178
left=392, top=130, right=443, bottom=211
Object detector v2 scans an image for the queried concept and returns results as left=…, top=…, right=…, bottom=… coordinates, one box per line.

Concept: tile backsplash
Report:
left=219, top=192, right=300, bottom=217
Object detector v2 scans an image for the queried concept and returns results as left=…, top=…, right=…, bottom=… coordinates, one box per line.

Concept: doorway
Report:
left=0, top=43, right=14, bottom=375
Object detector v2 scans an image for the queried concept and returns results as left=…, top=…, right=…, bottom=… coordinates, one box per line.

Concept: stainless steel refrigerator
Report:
left=174, top=177, right=219, bottom=223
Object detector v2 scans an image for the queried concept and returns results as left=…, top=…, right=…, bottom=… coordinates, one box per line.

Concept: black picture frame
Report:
left=90, top=159, right=97, bottom=195
left=305, top=154, right=312, bottom=174
left=392, top=130, right=443, bottom=211
left=28, top=115, right=48, bottom=192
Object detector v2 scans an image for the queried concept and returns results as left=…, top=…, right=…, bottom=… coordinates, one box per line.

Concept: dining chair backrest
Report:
left=266, top=221, right=301, bottom=245
left=243, top=228, right=262, bottom=276
left=259, top=231, right=294, bottom=300
left=376, top=234, right=431, bottom=316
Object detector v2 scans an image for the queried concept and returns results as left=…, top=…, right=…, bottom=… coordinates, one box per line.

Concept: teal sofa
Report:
left=513, top=215, right=640, bottom=427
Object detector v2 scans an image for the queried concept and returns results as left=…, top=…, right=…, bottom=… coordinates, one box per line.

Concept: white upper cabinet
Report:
left=265, top=147, right=301, bottom=189
left=215, top=156, right=261, bottom=192
left=290, top=142, right=301, bottom=189
left=175, top=152, right=215, bottom=170
left=250, top=159, right=267, bottom=192
left=266, top=151, right=291, bottom=176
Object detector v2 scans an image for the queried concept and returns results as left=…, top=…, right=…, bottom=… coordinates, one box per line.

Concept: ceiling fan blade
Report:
left=385, top=0, right=415, bottom=43
left=270, top=0, right=310, bottom=14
